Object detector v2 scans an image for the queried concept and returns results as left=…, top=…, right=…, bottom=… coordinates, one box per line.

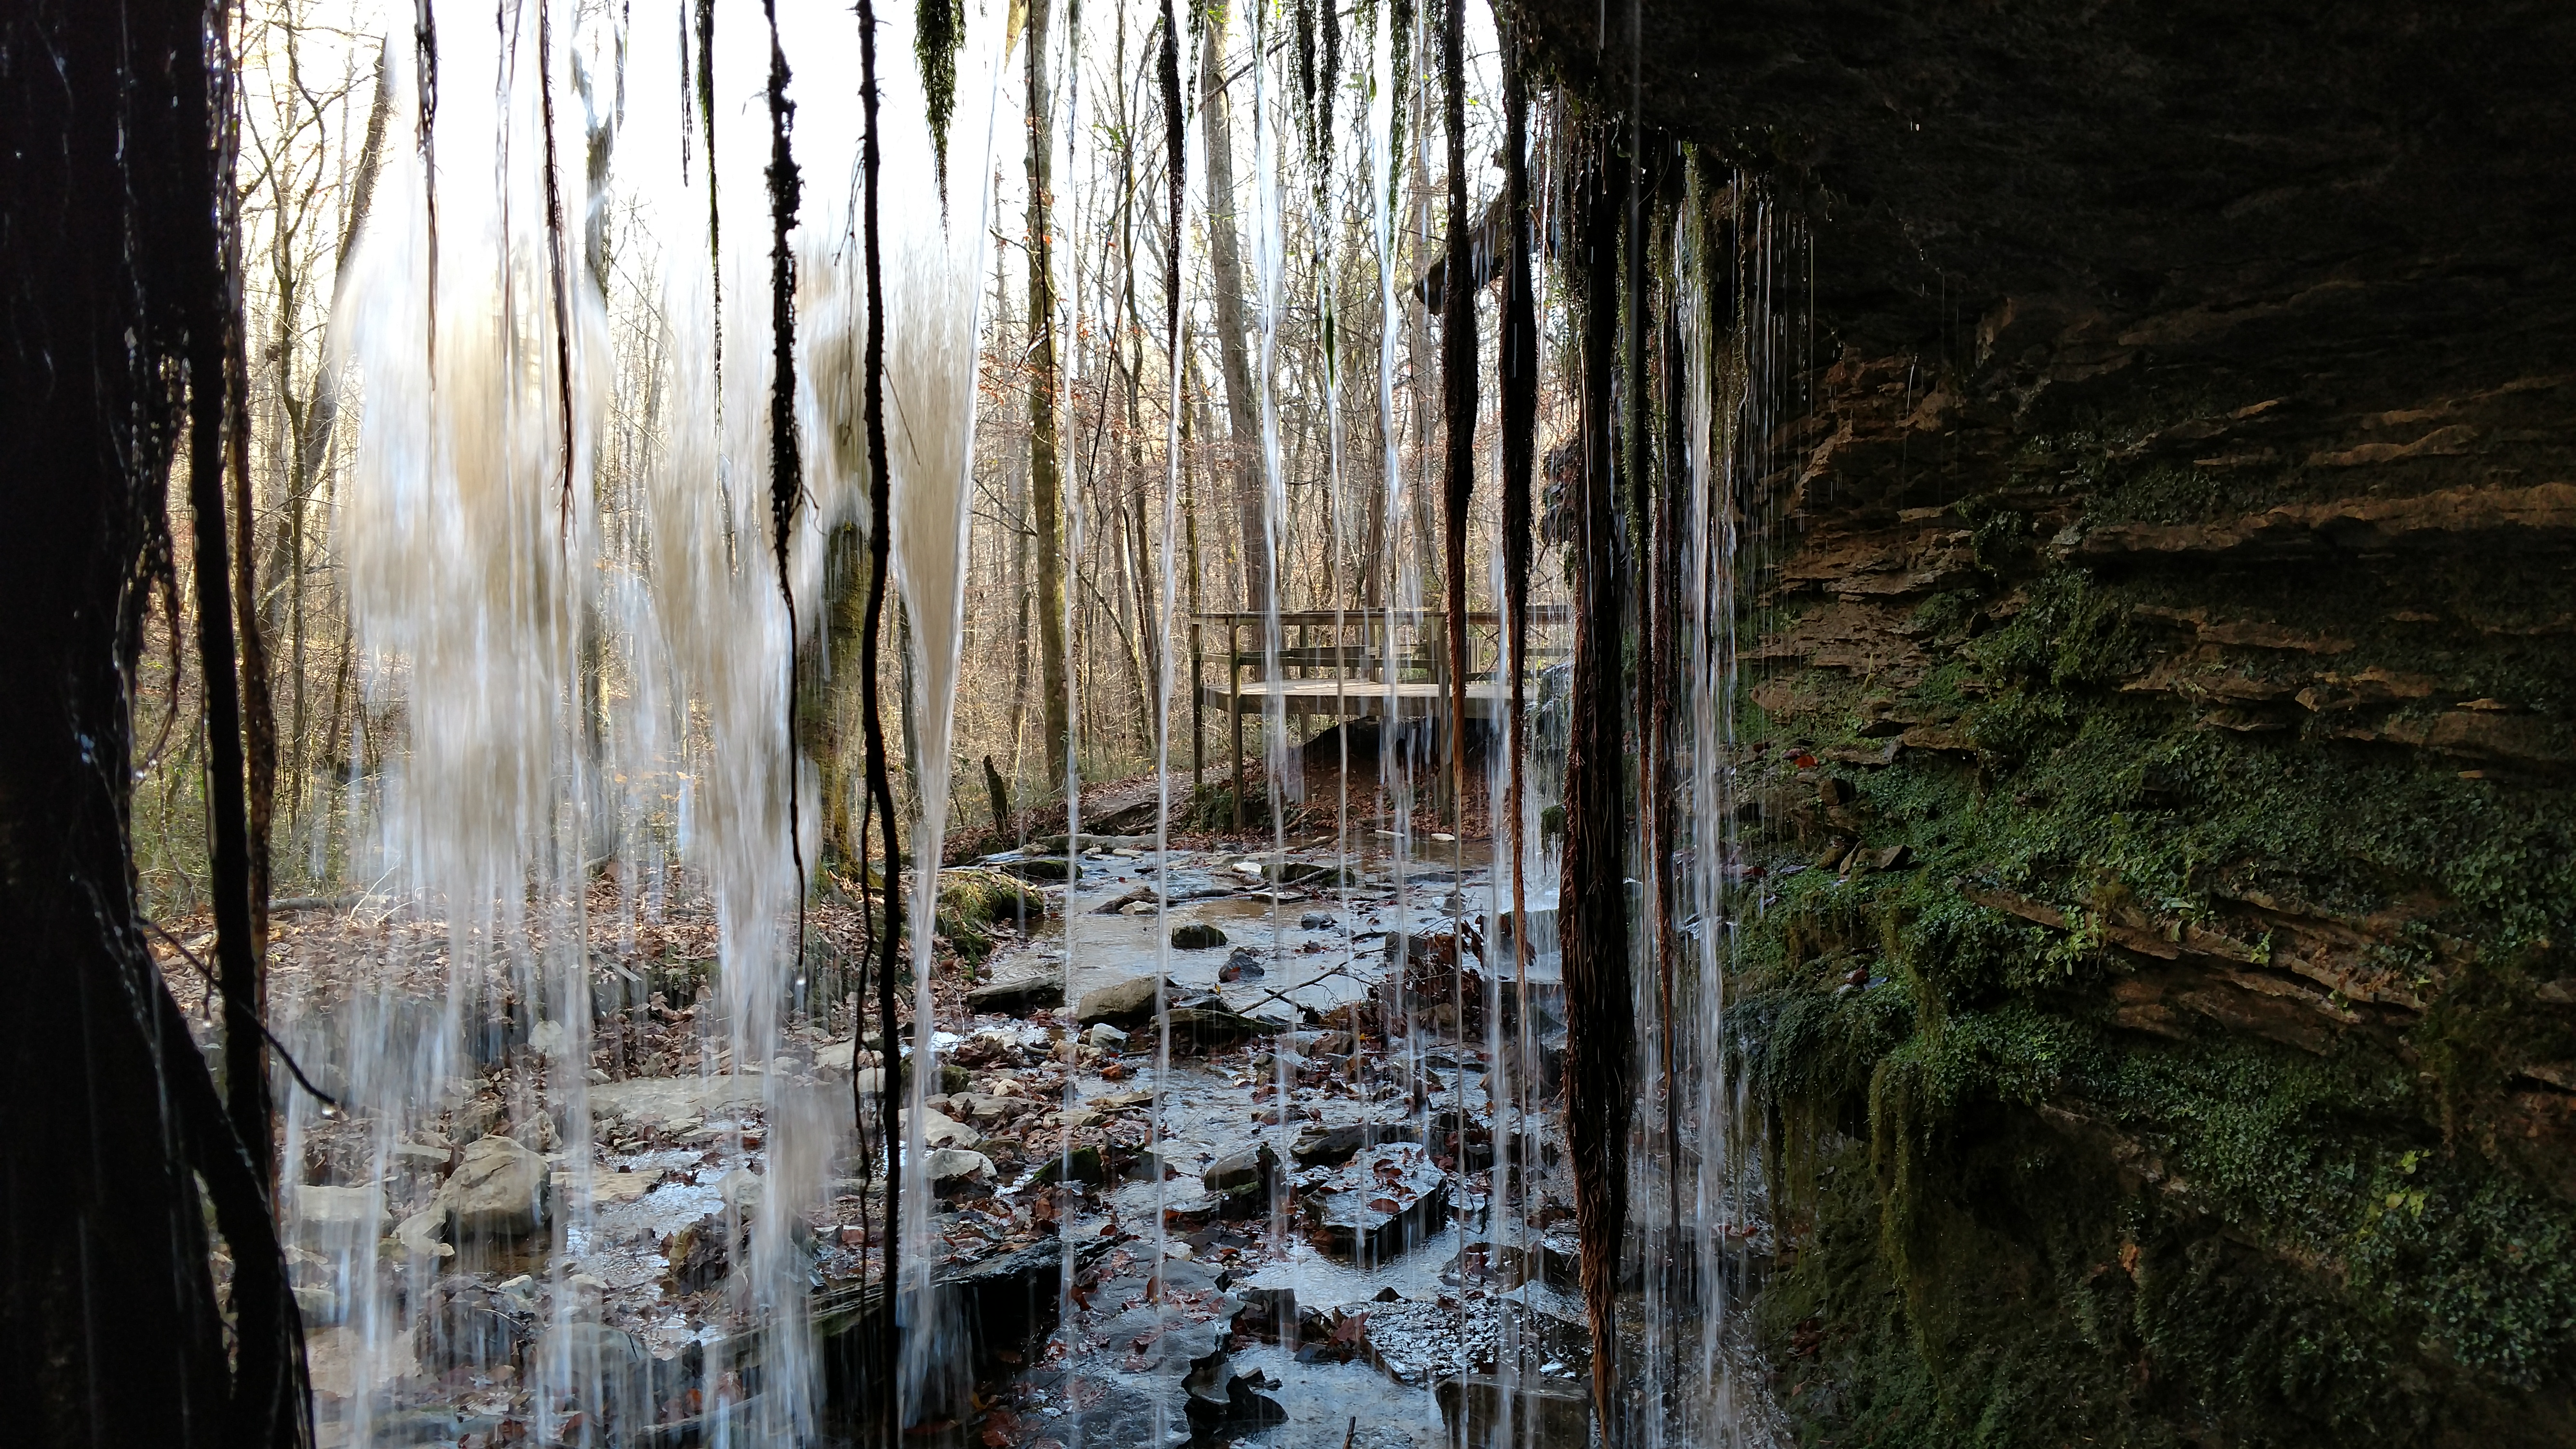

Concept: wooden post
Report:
left=1191, top=618, right=1205, bottom=792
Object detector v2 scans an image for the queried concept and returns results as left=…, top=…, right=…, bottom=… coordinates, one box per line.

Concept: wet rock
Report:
left=1301, top=1144, right=1449, bottom=1259
left=662, top=1212, right=739, bottom=1292
left=901, top=1106, right=984, bottom=1150
left=1182, top=1346, right=1290, bottom=1436
left=945, top=1240, right=1067, bottom=1373
left=292, top=1283, right=341, bottom=1325
left=1202, top=1142, right=1278, bottom=1194
left=952, top=1092, right=1020, bottom=1127
left=1090, top=885, right=1161, bottom=914
left=392, top=1208, right=453, bottom=1261
left=1169, top=922, right=1229, bottom=950
left=1231, top=1286, right=1298, bottom=1342
left=1436, top=1373, right=1592, bottom=1448
left=439, top=1136, right=549, bottom=1242
left=995, top=856, right=1072, bottom=882
left=287, top=1184, right=389, bottom=1243
left=1220, top=947, right=1267, bottom=981
left=1289, top=1120, right=1420, bottom=1167
left=553, top=1322, right=651, bottom=1419
left=923, top=1147, right=996, bottom=1195
left=1167, top=1006, right=1288, bottom=1052
left=1033, top=1145, right=1106, bottom=1184
left=1087, top=1021, right=1129, bottom=1050
left=1299, top=912, right=1337, bottom=930
left=717, top=1167, right=764, bottom=1214
left=965, top=969, right=1064, bottom=1014
left=418, top=1277, right=533, bottom=1371
left=1075, top=973, right=1164, bottom=1025
left=1270, top=860, right=1355, bottom=888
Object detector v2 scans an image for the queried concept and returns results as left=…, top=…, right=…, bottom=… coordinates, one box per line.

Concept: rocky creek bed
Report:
left=166, top=829, right=1783, bottom=1448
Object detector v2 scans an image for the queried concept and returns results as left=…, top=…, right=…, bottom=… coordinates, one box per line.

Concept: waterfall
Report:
left=278, top=1, right=1787, bottom=1443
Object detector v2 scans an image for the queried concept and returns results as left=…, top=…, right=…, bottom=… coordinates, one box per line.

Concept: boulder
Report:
left=1075, top=974, right=1163, bottom=1025
left=440, top=1135, right=550, bottom=1242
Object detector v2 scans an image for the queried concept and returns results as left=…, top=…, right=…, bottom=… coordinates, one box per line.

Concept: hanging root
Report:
left=1500, top=17, right=1536, bottom=985
left=1438, top=0, right=1475, bottom=831
left=1560, top=126, right=1637, bottom=1436
left=855, top=3, right=904, bottom=1442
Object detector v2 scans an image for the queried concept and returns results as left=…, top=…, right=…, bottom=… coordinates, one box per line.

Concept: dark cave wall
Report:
left=1519, top=1, right=2576, bottom=1443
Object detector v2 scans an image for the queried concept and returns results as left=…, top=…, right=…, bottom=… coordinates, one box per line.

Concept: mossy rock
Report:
left=933, top=867, right=1047, bottom=963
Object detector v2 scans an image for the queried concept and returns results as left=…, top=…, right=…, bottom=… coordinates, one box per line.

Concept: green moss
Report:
left=1734, top=540, right=2576, bottom=1444
left=932, top=866, right=1046, bottom=964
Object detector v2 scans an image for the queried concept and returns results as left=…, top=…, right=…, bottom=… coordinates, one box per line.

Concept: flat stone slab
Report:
left=965, top=970, right=1064, bottom=1014
left=587, top=1075, right=768, bottom=1126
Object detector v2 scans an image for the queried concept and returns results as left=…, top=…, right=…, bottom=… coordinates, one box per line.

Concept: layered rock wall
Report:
left=1523, top=2, right=2576, bottom=1441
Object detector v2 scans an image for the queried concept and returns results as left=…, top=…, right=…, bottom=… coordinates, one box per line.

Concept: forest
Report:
left=8, top=1, right=2576, bottom=1448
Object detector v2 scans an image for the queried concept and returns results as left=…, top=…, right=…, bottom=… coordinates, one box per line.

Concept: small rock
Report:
left=1034, top=1145, right=1107, bottom=1185
left=389, top=1141, right=453, bottom=1172
left=1169, top=923, right=1229, bottom=950
left=1088, top=1021, right=1130, bottom=1050
left=1202, top=1143, right=1278, bottom=1194
left=922, top=1148, right=996, bottom=1194
left=1075, top=973, right=1165, bottom=1025
left=901, top=1107, right=984, bottom=1150
left=1220, top=947, right=1266, bottom=982
left=717, top=1167, right=763, bottom=1214
left=1232, top=1286, right=1297, bottom=1342
left=392, top=1208, right=454, bottom=1261
left=1874, top=844, right=1915, bottom=871
left=1298, top=913, right=1336, bottom=931
left=507, top=1110, right=560, bottom=1153
left=440, top=1136, right=551, bottom=1242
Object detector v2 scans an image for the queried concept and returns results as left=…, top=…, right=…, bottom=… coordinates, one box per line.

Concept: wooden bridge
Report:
left=1186, top=607, right=1569, bottom=798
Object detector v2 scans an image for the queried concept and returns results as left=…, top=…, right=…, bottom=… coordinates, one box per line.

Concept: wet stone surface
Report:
left=236, top=827, right=1746, bottom=1448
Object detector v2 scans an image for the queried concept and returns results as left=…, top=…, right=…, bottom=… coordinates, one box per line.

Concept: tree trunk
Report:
left=1026, top=0, right=1073, bottom=792
left=0, top=3, right=307, bottom=1441
left=1200, top=7, right=1268, bottom=614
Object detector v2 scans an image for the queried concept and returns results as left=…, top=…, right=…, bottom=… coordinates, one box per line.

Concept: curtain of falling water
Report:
left=309, top=0, right=966, bottom=1441
left=1245, top=0, right=1300, bottom=1278
left=892, top=11, right=1011, bottom=1422
left=1129, top=0, right=1199, bottom=1442
left=319, top=6, right=613, bottom=1439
